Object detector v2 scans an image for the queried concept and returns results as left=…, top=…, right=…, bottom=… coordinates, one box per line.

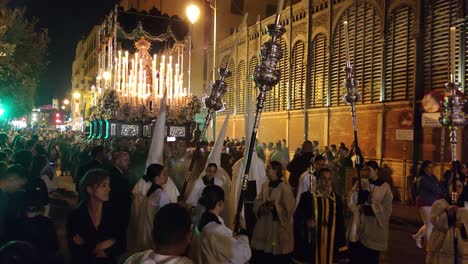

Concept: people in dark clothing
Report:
left=412, top=160, right=447, bottom=248
left=107, top=151, right=132, bottom=231
left=67, top=169, right=126, bottom=264
left=8, top=189, right=59, bottom=263
left=0, top=241, right=41, bottom=264
left=287, top=140, right=314, bottom=195
left=0, top=165, right=28, bottom=245
left=74, top=145, right=106, bottom=193
left=442, top=160, right=465, bottom=189
left=293, top=168, right=348, bottom=264
left=26, top=156, right=50, bottom=208
left=11, top=149, right=33, bottom=170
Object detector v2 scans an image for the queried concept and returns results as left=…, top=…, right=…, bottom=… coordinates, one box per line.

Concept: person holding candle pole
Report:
left=348, top=161, right=393, bottom=264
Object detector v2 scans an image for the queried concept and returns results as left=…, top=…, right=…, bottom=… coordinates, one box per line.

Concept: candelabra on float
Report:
left=178, top=14, right=248, bottom=200
left=439, top=26, right=467, bottom=264
left=234, top=0, right=285, bottom=233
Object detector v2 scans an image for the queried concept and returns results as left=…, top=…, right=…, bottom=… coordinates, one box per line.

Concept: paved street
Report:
left=50, top=175, right=425, bottom=263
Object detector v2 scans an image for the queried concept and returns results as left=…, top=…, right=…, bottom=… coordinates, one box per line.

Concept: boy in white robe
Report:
left=348, top=161, right=392, bottom=264
left=187, top=114, right=231, bottom=223
left=127, top=164, right=171, bottom=253
left=193, top=185, right=251, bottom=264
left=125, top=203, right=193, bottom=264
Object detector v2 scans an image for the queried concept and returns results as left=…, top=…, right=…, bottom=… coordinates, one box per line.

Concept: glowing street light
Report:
left=186, top=4, right=200, bottom=95
left=63, top=99, right=70, bottom=105
left=186, top=4, right=200, bottom=24
left=73, top=92, right=81, bottom=100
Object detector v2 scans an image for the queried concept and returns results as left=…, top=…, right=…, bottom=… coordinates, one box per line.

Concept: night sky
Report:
left=9, top=0, right=120, bottom=105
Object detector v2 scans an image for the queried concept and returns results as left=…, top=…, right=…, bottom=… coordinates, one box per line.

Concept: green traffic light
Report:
left=0, top=104, right=5, bottom=118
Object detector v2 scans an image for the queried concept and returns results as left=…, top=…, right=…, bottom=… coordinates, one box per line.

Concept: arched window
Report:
left=236, top=61, right=246, bottom=114
left=385, top=5, right=415, bottom=101
left=330, top=1, right=383, bottom=106
left=291, top=40, right=305, bottom=110
left=309, top=34, right=328, bottom=108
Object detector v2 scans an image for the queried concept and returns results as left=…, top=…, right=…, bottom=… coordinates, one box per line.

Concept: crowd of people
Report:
left=0, top=125, right=467, bottom=264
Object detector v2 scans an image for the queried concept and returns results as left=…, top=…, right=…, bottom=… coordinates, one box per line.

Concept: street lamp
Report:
left=186, top=4, right=200, bottom=95
left=73, top=92, right=81, bottom=100
left=63, top=99, right=70, bottom=105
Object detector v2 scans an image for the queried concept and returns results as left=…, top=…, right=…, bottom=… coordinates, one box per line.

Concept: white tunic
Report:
left=426, top=200, right=468, bottom=264
left=229, top=156, right=267, bottom=230
left=347, top=179, right=393, bottom=251
left=164, top=177, right=180, bottom=203
left=186, top=169, right=232, bottom=224
left=125, top=250, right=193, bottom=264
left=127, top=179, right=171, bottom=254
left=295, top=170, right=316, bottom=207
left=192, top=216, right=251, bottom=264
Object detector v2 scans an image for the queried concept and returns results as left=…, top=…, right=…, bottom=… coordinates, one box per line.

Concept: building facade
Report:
left=71, top=25, right=100, bottom=129
left=215, top=0, right=468, bottom=200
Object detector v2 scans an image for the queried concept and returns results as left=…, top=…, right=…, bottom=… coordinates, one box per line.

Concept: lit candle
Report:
left=160, top=55, right=165, bottom=98
left=125, top=51, right=129, bottom=95
left=168, top=56, right=173, bottom=101
left=226, top=13, right=248, bottom=70
left=175, top=63, right=180, bottom=97
left=118, top=51, right=122, bottom=91
left=114, top=57, right=118, bottom=88
left=139, top=59, right=143, bottom=101
left=343, top=21, right=351, bottom=67
left=276, top=0, right=284, bottom=21
left=450, top=26, right=456, bottom=82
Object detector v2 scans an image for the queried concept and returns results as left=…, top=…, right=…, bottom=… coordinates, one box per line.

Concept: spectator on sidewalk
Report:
left=67, top=169, right=126, bottom=264
left=412, top=160, right=446, bottom=249
left=8, top=189, right=60, bottom=263
left=74, top=145, right=106, bottom=193
left=0, top=163, right=27, bottom=245
left=287, top=141, right=314, bottom=196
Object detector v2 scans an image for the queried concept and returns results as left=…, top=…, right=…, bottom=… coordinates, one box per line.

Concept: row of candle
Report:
left=95, top=46, right=188, bottom=109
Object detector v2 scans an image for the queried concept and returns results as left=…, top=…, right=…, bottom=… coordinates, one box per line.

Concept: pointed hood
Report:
left=228, top=97, right=267, bottom=229
left=207, top=113, right=230, bottom=167
left=146, top=93, right=167, bottom=168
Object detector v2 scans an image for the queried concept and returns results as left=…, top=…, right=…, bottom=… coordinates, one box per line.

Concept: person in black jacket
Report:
left=107, top=151, right=131, bottom=232
left=0, top=165, right=28, bottom=245
left=9, top=189, right=60, bottom=263
left=0, top=241, right=41, bottom=264
left=74, top=145, right=106, bottom=193
left=67, top=169, right=126, bottom=264
left=27, top=156, right=50, bottom=207
left=287, top=140, right=314, bottom=196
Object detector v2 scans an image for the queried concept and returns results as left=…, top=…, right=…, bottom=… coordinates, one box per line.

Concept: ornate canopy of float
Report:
left=88, top=7, right=201, bottom=140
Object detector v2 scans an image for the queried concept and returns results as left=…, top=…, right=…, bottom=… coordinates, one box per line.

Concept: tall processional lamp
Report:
left=179, top=14, right=248, bottom=200
left=234, top=0, right=285, bottom=232
left=342, top=21, right=364, bottom=192
left=439, top=26, right=467, bottom=264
